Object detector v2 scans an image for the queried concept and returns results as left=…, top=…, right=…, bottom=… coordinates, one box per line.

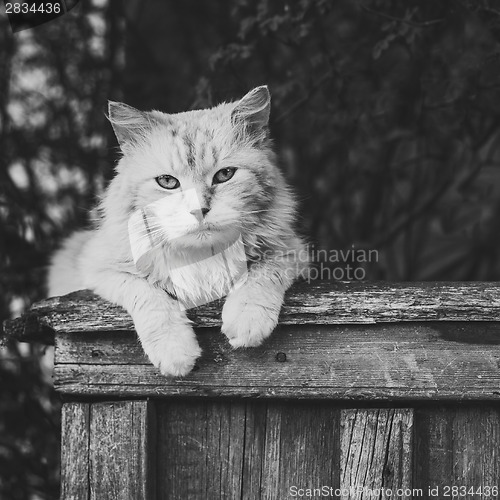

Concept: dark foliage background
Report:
left=2, top=0, right=500, bottom=497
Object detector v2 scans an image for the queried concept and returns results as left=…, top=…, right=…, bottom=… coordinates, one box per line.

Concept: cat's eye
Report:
left=156, top=175, right=180, bottom=190
left=213, top=167, right=237, bottom=184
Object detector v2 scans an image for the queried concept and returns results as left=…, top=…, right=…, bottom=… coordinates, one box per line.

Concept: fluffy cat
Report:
left=48, top=86, right=309, bottom=376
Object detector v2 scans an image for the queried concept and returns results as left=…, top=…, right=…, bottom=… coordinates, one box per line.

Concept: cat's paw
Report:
left=221, top=289, right=282, bottom=348
left=144, top=325, right=201, bottom=377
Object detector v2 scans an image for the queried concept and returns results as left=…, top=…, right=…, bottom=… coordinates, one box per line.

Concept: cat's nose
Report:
left=190, top=207, right=210, bottom=222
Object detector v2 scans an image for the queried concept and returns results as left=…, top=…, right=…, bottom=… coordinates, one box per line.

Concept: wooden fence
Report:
left=4, top=281, right=500, bottom=499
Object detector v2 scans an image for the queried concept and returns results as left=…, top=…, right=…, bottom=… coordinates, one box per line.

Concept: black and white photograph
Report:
left=2, top=1, right=500, bottom=499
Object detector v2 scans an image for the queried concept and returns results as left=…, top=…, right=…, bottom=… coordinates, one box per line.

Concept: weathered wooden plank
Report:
left=206, top=401, right=246, bottom=499
left=56, top=330, right=140, bottom=365
left=414, top=407, right=500, bottom=496
left=452, top=408, right=500, bottom=492
left=53, top=323, right=500, bottom=400
left=55, top=321, right=500, bottom=365
left=89, top=401, right=156, bottom=500
left=413, top=407, right=452, bottom=493
left=340, top=409, right=413, bottom=499
left=6, top=281, right=500, bottom=343
left=157, top=401, right=339, bottom=500
left=2, top=311, right=55, bottom=345
left=261, top=403, right=339, bottom=499
left=241, top=402, right=268, bottom=500
left=157, top=400, right=246, bottom=499
left=260, top=403, right=282, bottom=499
left=60, top=402, right=90, bottom=500
left=157, top=401, right=208, bottom=498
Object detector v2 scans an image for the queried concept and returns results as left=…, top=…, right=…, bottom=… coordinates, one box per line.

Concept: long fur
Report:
left=48, top=86, right=309, bottom=376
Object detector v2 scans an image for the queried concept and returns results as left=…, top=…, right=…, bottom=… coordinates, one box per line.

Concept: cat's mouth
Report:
left=180, top=221, right=240, bottom=247
left=190, top=222, right=219, bottom=233
left=180, top=223, right=220, bottom=242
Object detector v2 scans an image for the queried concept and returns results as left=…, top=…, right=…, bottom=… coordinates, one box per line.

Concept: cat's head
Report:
left=107, top=86, right=279, bottom=253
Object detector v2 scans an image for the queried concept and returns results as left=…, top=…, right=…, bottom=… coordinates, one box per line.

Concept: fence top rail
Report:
left=3, top=281, right=500, bottom=345
left=4, top=281, right=500, bottom=400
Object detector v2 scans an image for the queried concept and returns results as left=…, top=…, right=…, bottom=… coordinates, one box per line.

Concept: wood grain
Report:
left=261, top=402, right=339, bottom=499
left=414, top=406, right=500, bottom=497
left=340, top=409, right=414, bottom=499
left=241, top=402, right=268, bottom=500
left=30, top=282, right=500, bottom=499
left=53, top=322, right=500, bottom=400
left=88, top=401, right=156, bottom=500
left=60, top=403, right=90, bottom=500
left=5, top=281, right=500, bottom=343
left=157, top=400, right=246, bottom=499
left=156, top=400, right=339, bottom=500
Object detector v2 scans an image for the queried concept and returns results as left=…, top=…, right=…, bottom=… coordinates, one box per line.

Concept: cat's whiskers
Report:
left=49, top=86, right=309, bottom=379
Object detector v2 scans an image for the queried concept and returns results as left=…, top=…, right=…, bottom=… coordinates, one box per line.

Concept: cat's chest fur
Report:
left=142, top=241, right=248, bottom=309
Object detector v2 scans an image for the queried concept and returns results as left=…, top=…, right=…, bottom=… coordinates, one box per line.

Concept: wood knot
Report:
left=276, top=352, right=287, bottom=362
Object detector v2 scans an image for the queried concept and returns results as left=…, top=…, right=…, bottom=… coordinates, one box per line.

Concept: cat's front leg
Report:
left=221, top=260, right=297, bottom=348
left=132, top=292, right=201, bottom=377
left=86, top=271, right=201, bottom=376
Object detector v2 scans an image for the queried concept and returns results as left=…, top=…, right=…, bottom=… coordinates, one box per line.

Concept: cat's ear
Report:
left=107, top=101, right=152, bottom=149
left=231, top=86, right=271, bottom=140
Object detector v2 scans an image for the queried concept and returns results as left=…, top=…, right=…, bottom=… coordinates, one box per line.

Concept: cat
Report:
left=48, top=86, right=309, bottom=377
